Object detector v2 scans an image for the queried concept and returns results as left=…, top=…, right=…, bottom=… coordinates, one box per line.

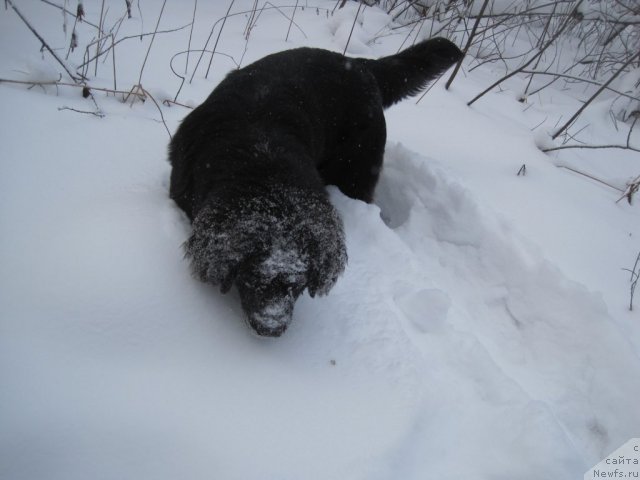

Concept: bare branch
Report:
left=39, top=0, right=99, bottom=30
left=205, top=0, right=235, bottom=79
left=556, top=165, right=624, bottom=192
left=0, top=77, right=145, bottom=99
left=58, top=106, right=105, bottom=118
left=285, top=0, right=299, bottom=42
left=551, top=50, right=640, bottom=139
left=6, top=0, right=80, bottom=83
left=76, top=24, right=192, bottom=73
left=468, top=0, right=584, bottom=107
left=343, top=2, right=365, bottom=55
left=521, top=69, right=640, bottom=103
left=445, top=0, right=489, bottom=90
left=544, top=143, right=640, bottom=153
left=140, top=86, right=172, bottom=139
left=138, top=0, right=167, bottom=86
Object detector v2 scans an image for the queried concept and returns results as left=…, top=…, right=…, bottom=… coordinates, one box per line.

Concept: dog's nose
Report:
left=247, top=316, right=289, bottom=337
left=237, top=276, right=300, bottom=337
left=242, top=292, right=296, bottom=337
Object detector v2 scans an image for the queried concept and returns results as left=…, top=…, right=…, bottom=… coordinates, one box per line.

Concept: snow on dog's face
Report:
left=236, top=247, right=308, bottom=337
left=185, top=187, right=347, bottom=337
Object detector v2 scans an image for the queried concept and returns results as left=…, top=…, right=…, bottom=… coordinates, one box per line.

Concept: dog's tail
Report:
left=362, top=37, right=463, bottom=108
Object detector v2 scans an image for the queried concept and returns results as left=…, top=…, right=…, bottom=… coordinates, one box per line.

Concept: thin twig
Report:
left=6, top=0, right=80, bottom=83
left=76, top=24, right=192, bottom=73
left=263, top=2, right=308, bottom=39
left=186, top=0, right=198, bottom=75
left=111, top=33, right=117, bottom=91
left=171, top=48, right=239, bottom=101
left=616, top=174, right=640, bottom=205
left=58, top=106, right=105, bottom=117
left=521, top=69, right=640, bottom=103
left=95, top=0, right=106, bottom=77
left=191, top=3, right=309, bottom=83
left=65, top=15, right=79, bottom=60
left=140, top=86, right=172, bottom=139
left=445, top=0, right=489, bottom=90
left=244, top=0, right=259, bottom=39
left=343, top=2, right=365, bottom=56
left=163, top=99, right=194, bottom=109
left=556, top=165, right=624, bottom=192
left=285, top=0, right=299, bottom=42
left=468, top=0, right=584, bottom=107
left=622, top=252, right=640, bottom=311
left=551, top=50, right=640, bottom=139
left=544, top=143, right=640, bottom=153
left=138, top=0, right=167, bottom=86
left=0, top=77, right=145, bottom=99
left=39, top=0, right=99, bottom=29
left=205, top=0, right=235, bottom=79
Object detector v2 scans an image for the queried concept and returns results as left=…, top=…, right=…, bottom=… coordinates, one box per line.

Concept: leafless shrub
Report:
left=367, top=0, right=640, bottom=165
left=5, top=0, right=639, bottom=152
left=623, top=252, right=640, bottom=311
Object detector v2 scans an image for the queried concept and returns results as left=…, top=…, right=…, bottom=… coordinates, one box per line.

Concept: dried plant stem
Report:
left=138, top=0, right=167, bottom=86
left=65, top=15, right=79, bottom=60
left=551, top=50, right=640, bottom=140
left=285, top=0, right=299, bottom=42
left=186, top=0, right=198, bottom=75
left=191, top=4, right=310, bottom=83
left=622, top=252, right=640, bottom=311
left=81, top=34, right=117, bottom=88
left=111, top=34, right=117, bottom=91
left=122, top=84, right=171, bottom=138
left=467, top=0, right=583, bottom=107
left=205, top=0, right=235, bottom=79
left=76, top=24, right=192, bottom=73
left=521, top=70, right=640, bottom=103
left=0, top=77, right=144, bottom=99
left=616, top=175, right=640, bottom=205
left=556, top=165, right=624, bottom=192
left=39, top=0, right=100, bottom=30
left=95, top=0, right=106, bottom=77
left=445, top=0, right=489, bottom=90
left=172, top=48, right=239, bottom=102
left=58, top=106, right=105, bottom=117
left=244, top=0, right=259, bottom=39
left=544, top=144, right=640, bottom=153
left=6, top=0, right=80, bottom=83
left=523, top=1, right=559, bottom=96
left=263, top=2, right=308, bottom=39
left=163, top=99, right=194, bottom=109
left=343, top=2, right=365, bottom=56
left=140, top=86, right=172, bottom=139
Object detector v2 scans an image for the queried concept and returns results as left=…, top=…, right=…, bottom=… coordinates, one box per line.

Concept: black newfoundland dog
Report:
left=169, top=38, right=463, bottom=337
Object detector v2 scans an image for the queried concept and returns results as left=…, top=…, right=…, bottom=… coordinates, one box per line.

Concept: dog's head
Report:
left=186, top=186, right=347, bottom=337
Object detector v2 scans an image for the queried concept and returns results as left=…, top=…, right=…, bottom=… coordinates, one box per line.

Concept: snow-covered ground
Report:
left=1, top=1, right=639, bottom=479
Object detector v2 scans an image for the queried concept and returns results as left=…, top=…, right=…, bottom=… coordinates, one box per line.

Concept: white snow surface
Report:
left=1, top=1, right=639, bottom=479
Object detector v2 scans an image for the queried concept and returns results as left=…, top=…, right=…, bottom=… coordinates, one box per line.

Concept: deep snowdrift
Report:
left=1, top=1, right=639, bottom=479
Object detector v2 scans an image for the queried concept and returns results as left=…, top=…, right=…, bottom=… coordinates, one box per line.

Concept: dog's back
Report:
left=169, top=38, right=462, bottom=336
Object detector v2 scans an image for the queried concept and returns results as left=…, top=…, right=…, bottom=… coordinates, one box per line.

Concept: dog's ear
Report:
left=220, top=266, right=239, bottom=293
left=302, top=197, right=348, bottom=298
left=184, top=204, right=257, bottom=293
left=307, top=245, right=347, bottom=298
left=307, top=271, right=322, bottom=298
